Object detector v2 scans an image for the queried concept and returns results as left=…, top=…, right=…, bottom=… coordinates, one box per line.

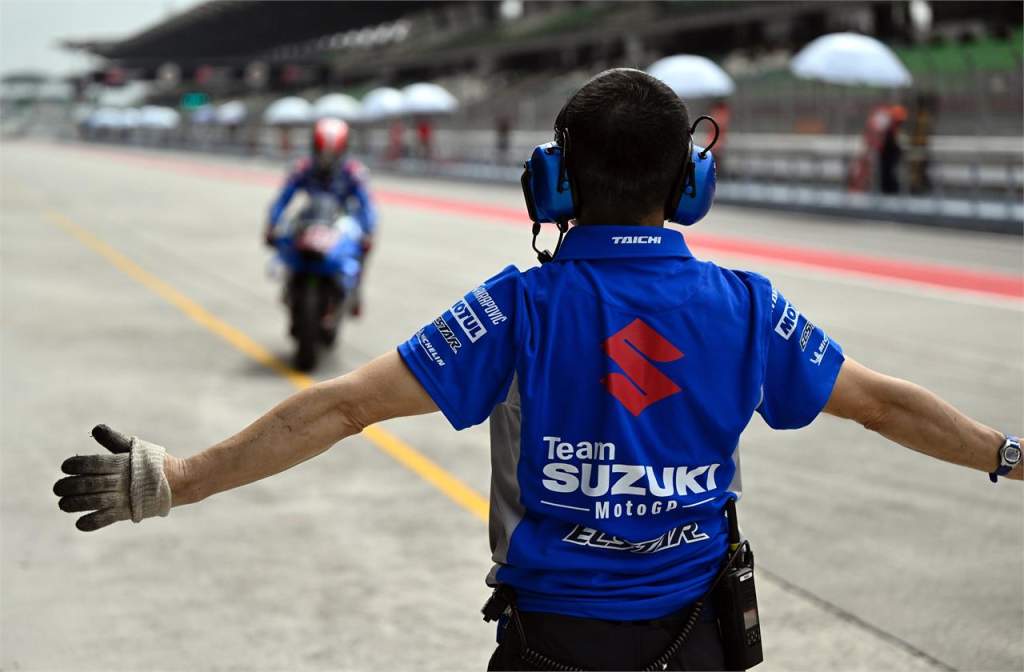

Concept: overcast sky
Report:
left=0, top=0, right=204, bottom=77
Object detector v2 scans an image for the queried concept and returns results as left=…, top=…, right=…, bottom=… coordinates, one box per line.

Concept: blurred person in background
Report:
left=277, top=125, right=292, bottom=156
left=54, top=70, right=1021, bottom=671
left=416, top=116, right=434, bottom=160
left=907, top=93, right=938, bottom=194
left=849, top=103, right=904, bottom=194
left=879, top=104, right=907, bottom=194
left=387, top=118, right=405, bottom=161
left=265, top=117, right=377, bottom=316
left=496, top=114, right=512, bottom=164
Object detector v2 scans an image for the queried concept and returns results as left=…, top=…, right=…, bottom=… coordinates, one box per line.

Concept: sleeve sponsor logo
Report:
left=451, top=299, right=487, bottom=343
left=432, top=317, right=462, bottom=354
left=562, top=522, right=709, bottom=554
left=798, top=322, right=815, bottom=351
left=471, top=285, right=508, bottom=325
left=415, top=329, right=445, bottom=367
left=774, top=301, right=799, bottom=340
left=810, top=335, right=830, bottom=365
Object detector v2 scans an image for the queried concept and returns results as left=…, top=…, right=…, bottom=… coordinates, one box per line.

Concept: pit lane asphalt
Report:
left=2, top=141, right=1021, bottom=671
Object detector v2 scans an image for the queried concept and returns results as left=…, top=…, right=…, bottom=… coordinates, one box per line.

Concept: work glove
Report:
left=53, top=424, right=172, bottom=532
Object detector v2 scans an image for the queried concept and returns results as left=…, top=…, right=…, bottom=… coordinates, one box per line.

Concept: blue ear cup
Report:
left=522, top=125, right=717, bottom=228
left=668, top=145, right=717, bottom=226
left=522, top=142, right=716, bottom=227
left=521, top=142, right=575, bottom=225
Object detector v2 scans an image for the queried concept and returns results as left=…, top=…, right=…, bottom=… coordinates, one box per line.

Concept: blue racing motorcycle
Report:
left=270, top=194, right=364, bottom=371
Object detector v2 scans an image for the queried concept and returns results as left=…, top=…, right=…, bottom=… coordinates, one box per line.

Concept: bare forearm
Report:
left=170, top=378, right=361, bottom=505
left=165, top=352, right=437, bottom=506
left=870, top=376, right=1013, bottom=475
left=826, top=359, right=1018, bottom=479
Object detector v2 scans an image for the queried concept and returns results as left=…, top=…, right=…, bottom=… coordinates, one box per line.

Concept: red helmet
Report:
left=312, top=117, right=350, bottom=171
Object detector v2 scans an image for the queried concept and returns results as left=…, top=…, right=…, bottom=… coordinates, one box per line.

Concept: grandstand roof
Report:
left=62, top=1, right=439, bottom=65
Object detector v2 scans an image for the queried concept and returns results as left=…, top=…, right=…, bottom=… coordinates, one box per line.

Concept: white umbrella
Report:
left=360, top=87, right=404, bottom=121
left=215, top=100, right=247, bottom=125
left=314, top=93, right=361, bottom=121
left=263, top=96, right=312, bottom=125
left=120, top=108, right=142, bottom=129
left=647, top=55, right=735, bottom=98
left=790, top=32, right=912, bottom=87
left=90, top=107, right=125, bottom=129
left=400, top=82, right=458, bottom=115
left=140, top=106, right=180, bottom=129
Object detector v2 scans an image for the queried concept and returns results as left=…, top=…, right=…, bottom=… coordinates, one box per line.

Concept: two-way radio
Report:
left=714, top=498, right=764, bottom=670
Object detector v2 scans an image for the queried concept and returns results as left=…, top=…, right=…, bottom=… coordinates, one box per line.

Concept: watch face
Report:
left=1005, top=444, right=1022, bottom=465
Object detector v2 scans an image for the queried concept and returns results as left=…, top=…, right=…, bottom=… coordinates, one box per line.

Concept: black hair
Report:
left=559, top=68, right=690, bottom=224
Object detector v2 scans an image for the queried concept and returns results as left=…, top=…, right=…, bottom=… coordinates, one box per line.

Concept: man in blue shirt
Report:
left=55, top=70, right=1020, bottom=670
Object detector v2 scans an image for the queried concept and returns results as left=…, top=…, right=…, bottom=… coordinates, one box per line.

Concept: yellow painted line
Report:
left=46, top=209, right=490, bottom=523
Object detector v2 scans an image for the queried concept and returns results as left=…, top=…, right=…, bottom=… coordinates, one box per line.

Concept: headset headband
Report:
left=522, top=71, right=719, bottom=262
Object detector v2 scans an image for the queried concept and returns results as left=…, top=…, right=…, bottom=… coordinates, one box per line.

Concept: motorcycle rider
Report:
left=265, top=117, right=377, bottom=316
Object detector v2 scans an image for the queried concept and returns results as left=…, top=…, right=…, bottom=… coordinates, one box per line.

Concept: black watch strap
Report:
left=990, top=435, right=1021, bottom=483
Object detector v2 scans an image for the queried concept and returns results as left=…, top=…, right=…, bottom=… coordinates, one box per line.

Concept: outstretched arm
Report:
left=55, top=352, right=438, bottom=530
left=823, top=357, right=1020, bottom=479
left=171, top=352, right=437, bottom=505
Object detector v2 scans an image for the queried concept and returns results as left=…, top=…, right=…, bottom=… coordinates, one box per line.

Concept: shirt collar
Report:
left=552, top=225, right=692, bottom=262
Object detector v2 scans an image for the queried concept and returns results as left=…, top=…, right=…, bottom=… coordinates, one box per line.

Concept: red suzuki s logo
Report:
left=602, top=319, right=684, bottom=416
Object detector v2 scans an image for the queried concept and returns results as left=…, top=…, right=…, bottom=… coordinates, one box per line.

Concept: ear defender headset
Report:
left=521, top=71, right=719, bottom=263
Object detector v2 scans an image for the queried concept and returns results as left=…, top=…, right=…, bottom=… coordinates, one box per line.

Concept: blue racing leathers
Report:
left=397, top=225, right=845, bottom=621
left=267, top=157, right=377, bottom=237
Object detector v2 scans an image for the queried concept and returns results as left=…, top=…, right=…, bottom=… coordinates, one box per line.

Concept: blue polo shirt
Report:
left=398, top=225, right=844, bottom=620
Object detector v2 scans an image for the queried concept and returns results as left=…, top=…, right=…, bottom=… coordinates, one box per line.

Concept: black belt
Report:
left=485, top=587, right=705, bottom=672
left=482, top=543, right=749, bottom=672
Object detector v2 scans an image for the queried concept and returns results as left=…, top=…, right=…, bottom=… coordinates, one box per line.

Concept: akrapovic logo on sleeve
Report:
left=451, top=299, right=487, bottom=342
left=774, top=301, right=800, bottom=340
left=471, top=286, right=507, bottom=325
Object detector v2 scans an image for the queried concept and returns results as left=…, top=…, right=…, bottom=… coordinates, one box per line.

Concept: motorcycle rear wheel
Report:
left=292, top=277, right=320, bottom=372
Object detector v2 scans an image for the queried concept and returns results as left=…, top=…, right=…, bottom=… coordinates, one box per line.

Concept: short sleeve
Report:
left=397, top=265, right=522, bottom=430
left=757, top=285, right=845, bottom=429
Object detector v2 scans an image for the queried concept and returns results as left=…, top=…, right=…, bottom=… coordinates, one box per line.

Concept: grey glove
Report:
left=53, top=424, right=172, bottom=532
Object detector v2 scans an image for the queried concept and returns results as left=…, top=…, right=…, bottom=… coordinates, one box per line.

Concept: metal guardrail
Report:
left=359, top=155, right=1022, bottom=234
left=50, top=122, right=1024, bottom=234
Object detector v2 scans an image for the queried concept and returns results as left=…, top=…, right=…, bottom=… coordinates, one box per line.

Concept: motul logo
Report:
left=602, top=319, right=684, bottom=416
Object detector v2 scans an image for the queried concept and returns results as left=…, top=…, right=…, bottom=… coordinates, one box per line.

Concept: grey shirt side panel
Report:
left=728, top=446, right=743, bottom=498
left=486, top=374, right=525, bottom=584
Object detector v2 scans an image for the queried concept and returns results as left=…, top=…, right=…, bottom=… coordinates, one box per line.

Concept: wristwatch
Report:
left=990, top=435, right=1021, bottom=483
